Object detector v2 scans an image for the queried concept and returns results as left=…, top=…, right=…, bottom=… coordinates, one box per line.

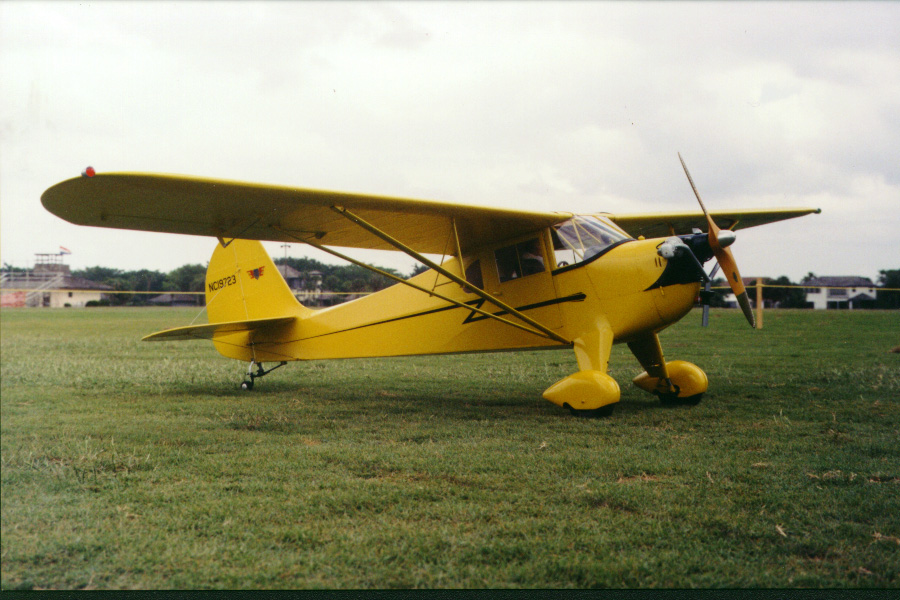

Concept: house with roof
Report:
left=1, top=254, right=113, bottom=308
left=276, top=264, right=327, bottom=305
left=803, top=276, right=877, bottom=310
left=146, top=293, right=203, bottom=307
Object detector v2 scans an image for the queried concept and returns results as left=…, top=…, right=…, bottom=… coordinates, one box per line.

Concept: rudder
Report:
left=205, top=239, right=309, bottom=323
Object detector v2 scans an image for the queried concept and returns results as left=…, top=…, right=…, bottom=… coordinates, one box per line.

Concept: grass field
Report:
left=1, top=306, right=898, bottom=589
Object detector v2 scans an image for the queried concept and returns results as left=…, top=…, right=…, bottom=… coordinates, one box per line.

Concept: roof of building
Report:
left=66, top=276, right=114, bottom=290
left=147, top=293, right=199, bottom=304
left=0, top=273, right=114, bottom=291
left=739, top=277, right=767, bottom=286
left=276, top=264, right=302, bottom=278
left=804, top=276, right=875, bottom=288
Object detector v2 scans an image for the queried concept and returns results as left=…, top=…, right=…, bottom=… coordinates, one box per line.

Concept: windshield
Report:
left=551, top=216, right=632, bottom=268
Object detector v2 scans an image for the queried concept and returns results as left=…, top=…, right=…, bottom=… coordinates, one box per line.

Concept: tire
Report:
left=659, top=392, right=702, bottom=406
left=566, top=404, right=615, bottom=418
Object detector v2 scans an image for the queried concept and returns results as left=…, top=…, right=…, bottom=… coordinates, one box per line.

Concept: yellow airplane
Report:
left=41, top=156, right=819, bottom=416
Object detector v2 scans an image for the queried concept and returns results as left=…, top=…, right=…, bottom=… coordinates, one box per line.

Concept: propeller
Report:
left=678, top=153, right=756, bottom=328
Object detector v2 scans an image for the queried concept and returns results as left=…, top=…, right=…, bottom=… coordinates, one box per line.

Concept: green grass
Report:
left=1, top=307, right=898, bottom=589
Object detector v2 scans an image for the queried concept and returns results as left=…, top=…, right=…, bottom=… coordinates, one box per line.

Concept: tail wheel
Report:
left=240, top=361, right=286, bottom=390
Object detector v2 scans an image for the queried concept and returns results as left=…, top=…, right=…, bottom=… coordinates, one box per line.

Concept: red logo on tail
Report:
left=247, top=266, right=265, bottom=280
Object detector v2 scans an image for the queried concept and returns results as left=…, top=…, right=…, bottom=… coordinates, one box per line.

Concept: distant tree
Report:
left=129, top=269, right=167, bottom=293
left=323, top=274, right=342, bottom=293
left=2, top=263, right=27, bottom=273
left=408, top=264, right=430, bottom=278
left=73, top=267, right=129, bottom=305
left=275, top=257, right=398, bottom=294
left=73, top=266, right=124, bottom=285
left=763, top=276, right=807, bottom=308
left=705, top=277, right=730, bottom=307
left=108, top=279, right=135, bottom=306
left=72, top=255, right=408, bottom=306
left=164, top=264, right=206, bottom=292
left=876, top=269, right=900, bottom=309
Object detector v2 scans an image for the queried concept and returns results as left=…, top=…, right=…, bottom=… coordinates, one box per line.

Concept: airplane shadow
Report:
left=160, top=379, right=696, bottom=422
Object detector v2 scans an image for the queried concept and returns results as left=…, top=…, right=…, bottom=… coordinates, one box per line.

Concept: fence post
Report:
left=756, top=278, right=764, bottom=330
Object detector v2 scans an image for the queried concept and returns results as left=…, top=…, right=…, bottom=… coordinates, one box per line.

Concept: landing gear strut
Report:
left=240, top=360, right=287, bottom=390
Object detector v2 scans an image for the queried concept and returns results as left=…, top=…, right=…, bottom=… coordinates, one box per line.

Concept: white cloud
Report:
left=1, top=1, right=898, bottom=282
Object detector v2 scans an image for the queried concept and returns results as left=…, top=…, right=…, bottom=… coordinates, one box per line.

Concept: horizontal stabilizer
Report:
left=142, top=316, right=296, bottom=342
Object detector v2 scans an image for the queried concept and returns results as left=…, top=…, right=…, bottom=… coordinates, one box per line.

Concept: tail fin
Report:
left=205, top=239, right=310, bottom=323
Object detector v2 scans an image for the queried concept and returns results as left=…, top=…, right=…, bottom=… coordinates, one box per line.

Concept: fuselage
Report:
left=239, top=216, right=703, bottom=363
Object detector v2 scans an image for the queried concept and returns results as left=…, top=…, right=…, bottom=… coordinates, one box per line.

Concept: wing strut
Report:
left=452, top=217, right=465, bottom=280
left=273, top=226, right=569, bottom=345
left=329, top=206, right=571, bottom=346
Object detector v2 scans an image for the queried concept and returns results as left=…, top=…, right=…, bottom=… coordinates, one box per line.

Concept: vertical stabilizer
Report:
left=205, top=239, right=309, bottom=323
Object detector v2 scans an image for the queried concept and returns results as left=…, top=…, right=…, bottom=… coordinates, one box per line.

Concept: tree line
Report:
left=50, top=261, right=900, bottom=309
left=274, top=256, right=407, bottom=294
left=68, top=258, right=413, bottom=306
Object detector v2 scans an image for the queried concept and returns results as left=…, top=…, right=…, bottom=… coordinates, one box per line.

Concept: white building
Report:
left=803, top=276, right=877, bottom=310
left=1, top=255, right=112, bottom=308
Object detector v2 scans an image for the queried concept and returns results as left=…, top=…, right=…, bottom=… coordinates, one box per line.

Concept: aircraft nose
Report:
left=717, top=230, right=736, bottom=249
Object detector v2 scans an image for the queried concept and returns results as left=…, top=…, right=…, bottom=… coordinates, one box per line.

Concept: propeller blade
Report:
left=678, top=152, right=720, bottom=241
left=678, top=153, right=755, bottom=328
left=716, top=245, right=756, bottom=328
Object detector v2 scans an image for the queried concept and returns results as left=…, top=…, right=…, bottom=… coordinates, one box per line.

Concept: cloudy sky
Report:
left=2, top=1, right=898, bottom=282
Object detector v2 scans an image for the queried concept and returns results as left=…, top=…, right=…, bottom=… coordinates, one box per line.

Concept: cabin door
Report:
left=483, top=234, right=563, bottom=331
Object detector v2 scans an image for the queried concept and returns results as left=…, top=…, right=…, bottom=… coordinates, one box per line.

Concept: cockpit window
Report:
left=551, top=216, right=632, bottom=268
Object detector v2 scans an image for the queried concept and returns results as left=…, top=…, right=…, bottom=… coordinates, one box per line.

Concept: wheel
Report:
left=659, top=392, right=702, bottom=406
left=241, top=380, right=254, bottom=391
left=565, top=403, right=615, bottom=418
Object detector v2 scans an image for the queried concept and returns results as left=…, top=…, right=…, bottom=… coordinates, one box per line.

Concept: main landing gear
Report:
left=565, top=403, right=616, bottom=418
left=240, top=361, right=287, bottom=390
left=633, top=360, right=708, bottom=407
left=655, top=385, right=704, bottom=406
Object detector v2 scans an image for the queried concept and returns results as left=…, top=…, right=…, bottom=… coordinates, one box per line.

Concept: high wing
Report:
left=141, top=316, right=296, bottom=342
left=605, top=207, right=821, bottom=239
left=41, top=173, right=571, bottom=254
left=42, top=171, right=820, bottom=252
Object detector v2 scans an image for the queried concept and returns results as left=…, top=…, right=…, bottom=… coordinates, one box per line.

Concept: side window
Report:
left=463, top=259, right=483, bottom=293
left=494, top=238, right=545, bottom=283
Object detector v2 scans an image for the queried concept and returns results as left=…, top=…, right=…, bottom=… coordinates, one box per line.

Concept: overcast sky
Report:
left=2, top=1, right=898, bottom=282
